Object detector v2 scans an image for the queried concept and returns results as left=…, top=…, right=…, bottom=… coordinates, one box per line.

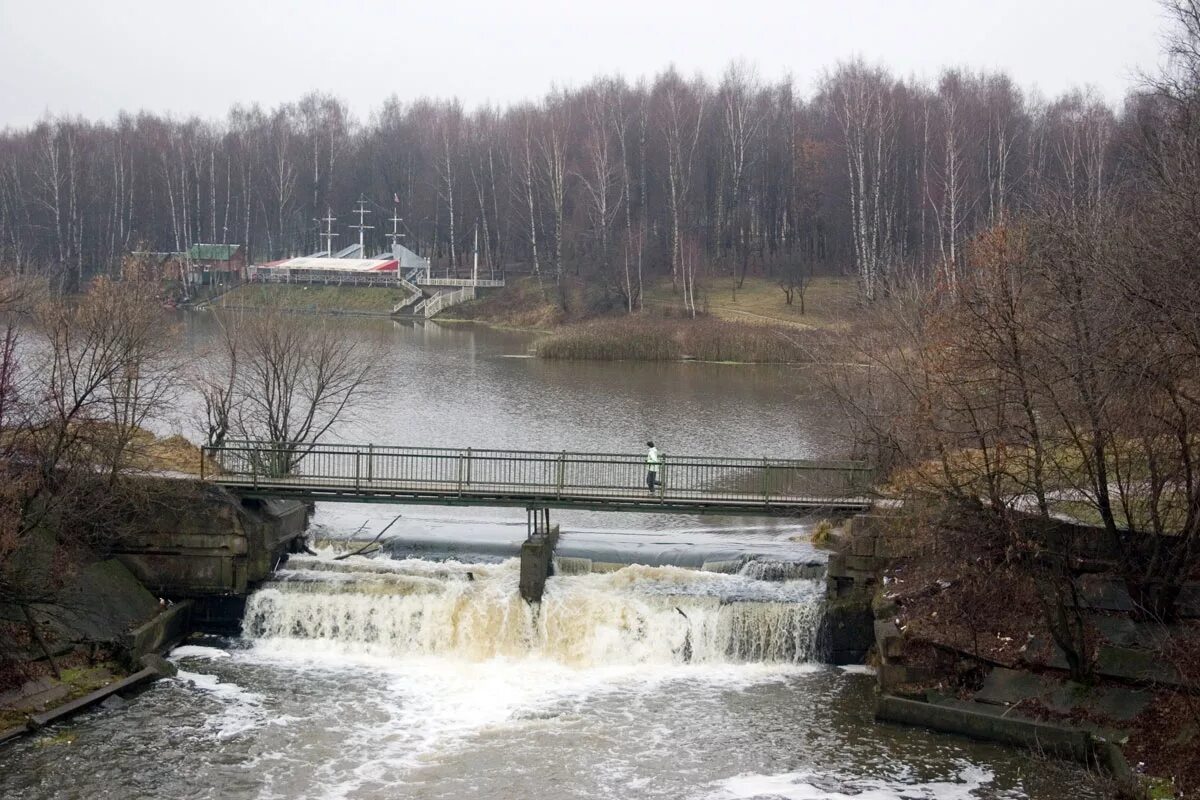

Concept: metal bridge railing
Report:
left=202, top=441, right=874, bottom=506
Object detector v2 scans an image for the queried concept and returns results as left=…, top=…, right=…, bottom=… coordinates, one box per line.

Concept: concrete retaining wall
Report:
left=822, top=514, right=903, bottom=664
left=876, top=695, right=1095, bottom=761
left=877, top=694, right=1132, bottom=782
left=112, top=485, right=310, bottom=598
left=120, top=601, right=194, bottom=665
left=24, top=655, right=177, bottom=734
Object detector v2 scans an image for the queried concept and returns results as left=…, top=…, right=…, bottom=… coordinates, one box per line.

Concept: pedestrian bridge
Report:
left=202, top=441, right=875, bottom=516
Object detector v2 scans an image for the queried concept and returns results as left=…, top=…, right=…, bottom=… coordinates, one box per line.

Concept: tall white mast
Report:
left=350, top=196, right=373, bottom=255
left=385, top=201, right=404, bottom=252
left=314, top=208, right=338, bottom=256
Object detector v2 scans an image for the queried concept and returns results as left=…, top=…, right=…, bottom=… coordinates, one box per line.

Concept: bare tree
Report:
left=657, top=72, right=708, bottom=291
left=777, top=259, right=812, bottom=312
left=718, top=63, right=766, bottom=287
left=827, top=62, right=897, bottom=301
left=217, top=308, right=381, bottom=474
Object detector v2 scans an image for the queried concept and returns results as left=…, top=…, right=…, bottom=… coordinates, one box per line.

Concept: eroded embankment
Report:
left=832, top=511, right=1200, bottom=797
left=0, top=481, right=308, bottom=743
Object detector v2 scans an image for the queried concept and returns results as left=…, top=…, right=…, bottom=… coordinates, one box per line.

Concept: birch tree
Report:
left=827, top=62, right=897, bottom=301
left=718, top=64, right=766, bottom=286
left=656, top=72, right=708, bottom=290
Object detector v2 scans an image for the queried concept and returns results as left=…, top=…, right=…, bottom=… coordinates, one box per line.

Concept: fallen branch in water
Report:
left=333, top=514, right=403, bottom=560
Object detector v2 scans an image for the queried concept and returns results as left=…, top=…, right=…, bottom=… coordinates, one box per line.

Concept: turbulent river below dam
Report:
left=0, top=317, right=1106, bottom=799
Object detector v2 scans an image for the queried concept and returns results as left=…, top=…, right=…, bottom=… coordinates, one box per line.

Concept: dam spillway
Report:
left=242, top=555, right=826, bottom=666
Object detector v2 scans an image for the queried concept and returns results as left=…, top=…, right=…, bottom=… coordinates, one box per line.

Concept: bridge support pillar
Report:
left=519, top=507, right=559, bottom=604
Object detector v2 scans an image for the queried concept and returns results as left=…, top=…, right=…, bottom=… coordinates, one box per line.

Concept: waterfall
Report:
left=243, top=555, right=825, bottom=666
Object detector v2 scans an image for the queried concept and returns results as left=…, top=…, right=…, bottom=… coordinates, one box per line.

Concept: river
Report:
left=0, top=316, right=1105, bottom=799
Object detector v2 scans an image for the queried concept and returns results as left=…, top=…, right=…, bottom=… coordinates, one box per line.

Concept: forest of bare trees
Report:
left=831, top=1, right=1200, bottom=633
left=0, top=58, right=1125, bottom=305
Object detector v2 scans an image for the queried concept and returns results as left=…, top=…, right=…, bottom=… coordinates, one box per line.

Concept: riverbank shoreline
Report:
left=202, top=294, right=834, bottom=366
left=0, top=476, right=310, bottom=748
left=828, top=511, right=1199, bottom=797
left=207, top=276, right=853, bottom=364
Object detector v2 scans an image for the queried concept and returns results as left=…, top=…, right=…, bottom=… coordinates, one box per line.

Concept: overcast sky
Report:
left=0, top=0, right=1170, bottom=129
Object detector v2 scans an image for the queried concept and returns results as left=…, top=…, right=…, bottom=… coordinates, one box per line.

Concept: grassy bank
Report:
left=442, top=277, right=568, bottom=329
left=535, top=315, right=814, bottom=363
left=444, top=274, right=850, bottom=362
left=644, top=276, right=857, bottom=330
left=449, top=275, right=859, bottom=332
left=128, top=430, right=211, bottom=476
left=214, top=284, right=401, bottom=314
left=0, top=656, right=127, bottom=733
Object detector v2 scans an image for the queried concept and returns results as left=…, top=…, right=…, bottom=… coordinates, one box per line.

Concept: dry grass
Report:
left=644, top=276, right=859, bottom=330
left=76, top=426, right=214, bottom=476
left=810, top=519, right=835, bottom=547
left=137, top=433, right=213, bottom=475
left=0, top=423, right=214, bottom=476
left=216, top=284, right=402, bottom=314
left=444, top=277, right=568, bottom=329
left=0, top=651, right=124, bottom=729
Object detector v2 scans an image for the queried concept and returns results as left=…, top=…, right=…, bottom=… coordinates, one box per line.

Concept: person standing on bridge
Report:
left=645, top=441, right=662, bottom=494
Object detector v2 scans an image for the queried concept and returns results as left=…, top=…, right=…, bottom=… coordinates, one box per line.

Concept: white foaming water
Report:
left=168, top=645, right=230, bottom=660
left=706, top=765, right=1001, bottom=800
left=242, top=554, right=825, bottom=666
left=138, top=554, right=1084, bottom=800
left=172, top=668, right=269, bottom=740
left=214, top=553, right=830, bottom=798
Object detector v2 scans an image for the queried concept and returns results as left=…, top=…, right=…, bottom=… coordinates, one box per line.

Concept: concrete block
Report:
left=877, top=663, right=939, bottom=694
left=111, top=488, right=308, bottom=600
left=820, top=600, right=874, bottom=664
left=876, top=695, right=1094, bottom=763
left=1096, top=645, right=1186, bottom=687
left=1076, top=575, right=1134, bottom=612
left=121, top=600, right=194, bottom=663
left=848, top=514, right=886, bottom=537
left=1051, top=684, right=1151, bottom=723
left=115, top=553, right=235, bottom=596
left=975, top=667, right=1054, bottom=707
left=848, top=532, right=878, bottom=558
left=874, top=620, right=904, bottom=661
left=874, top=535, right=914, bottom=560
left=51, top=559, right=160, bottom=646
left=138, top=654, right=178, bottom=678
left=841, top=554, right=882, bottom=573
left=27, top=666, right=161, bottom=731
left=0, top=679, right=70, bottom=713
left=871, top=592, right=900, bottom=620
left=519, top=525, right=559, bottom=603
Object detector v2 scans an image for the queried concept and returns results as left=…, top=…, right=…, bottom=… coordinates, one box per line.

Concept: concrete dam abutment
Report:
left=110, top=482, right=312, bottom=634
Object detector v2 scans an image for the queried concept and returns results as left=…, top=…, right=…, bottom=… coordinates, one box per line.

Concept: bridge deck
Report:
left=204, top=442, right=874, bottom=515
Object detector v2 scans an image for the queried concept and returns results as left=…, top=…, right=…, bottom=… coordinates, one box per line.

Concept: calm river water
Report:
left=0, top=315, right=1105, bottom=799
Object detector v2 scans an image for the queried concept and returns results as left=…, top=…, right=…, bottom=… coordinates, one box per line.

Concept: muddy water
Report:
left=0, top=555, right=1102, bottom=800
left=0, top=316, right=1107, bottom=799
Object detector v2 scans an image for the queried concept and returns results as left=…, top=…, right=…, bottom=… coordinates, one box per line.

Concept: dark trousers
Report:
left=646, top=470, right=659, bottom=492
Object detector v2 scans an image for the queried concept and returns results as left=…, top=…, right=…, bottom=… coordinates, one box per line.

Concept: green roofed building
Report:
left=183, top=243, right=246, bottom=285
